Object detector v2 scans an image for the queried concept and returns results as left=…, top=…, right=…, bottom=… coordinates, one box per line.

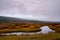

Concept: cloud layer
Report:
left=0, top=0, right=60, bottom=22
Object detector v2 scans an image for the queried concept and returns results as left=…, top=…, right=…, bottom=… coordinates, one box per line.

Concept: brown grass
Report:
left=0, top=33, right=60, bottom=40
left=0, top=22, right=60, bottom=40
left=0, top=22, right=60, bottom=33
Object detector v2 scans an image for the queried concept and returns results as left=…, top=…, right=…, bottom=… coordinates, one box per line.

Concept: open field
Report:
left=0, top=33, right=60, bottom=40
left=0, top=22, right=60, bottom=40
left=0, top=16, right=60, bottom=40
left=0, top=22, right=60, bottom=33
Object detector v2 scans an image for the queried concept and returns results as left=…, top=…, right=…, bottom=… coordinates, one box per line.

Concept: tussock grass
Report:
left=0, top=33, right=60, bottom=40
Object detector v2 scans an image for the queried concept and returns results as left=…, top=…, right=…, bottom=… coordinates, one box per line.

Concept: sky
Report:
left=0, top=0, right=60, bottom=22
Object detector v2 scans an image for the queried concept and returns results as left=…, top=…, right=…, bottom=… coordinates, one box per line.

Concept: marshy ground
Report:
left=0, top=33, right=60, bottom=40
left=0, top=22, right=60, bottom=40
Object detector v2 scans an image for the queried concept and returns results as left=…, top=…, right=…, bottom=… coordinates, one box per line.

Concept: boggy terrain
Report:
left=0, top=22, right=60, bottom=33
left=0, top=33, right=60, bottom=40
left=0, top=22, right=60, bottom=40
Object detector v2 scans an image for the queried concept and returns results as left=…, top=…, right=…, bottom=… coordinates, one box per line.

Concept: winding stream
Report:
left=0, top=26, right=55, bottom=35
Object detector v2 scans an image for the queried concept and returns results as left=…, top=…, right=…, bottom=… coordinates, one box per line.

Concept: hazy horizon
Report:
left=0, top=0, right=60, bottom=22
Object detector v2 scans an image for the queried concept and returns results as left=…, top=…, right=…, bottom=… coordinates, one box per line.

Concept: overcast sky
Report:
left=0, top=0, right=60, bottom=22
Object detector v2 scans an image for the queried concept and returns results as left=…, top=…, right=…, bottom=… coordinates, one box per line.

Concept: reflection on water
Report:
left=1, top=26, right=55, bottom=35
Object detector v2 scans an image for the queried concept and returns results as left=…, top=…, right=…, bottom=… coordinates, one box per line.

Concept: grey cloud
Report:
left=0, top=0, right=60, bottom=22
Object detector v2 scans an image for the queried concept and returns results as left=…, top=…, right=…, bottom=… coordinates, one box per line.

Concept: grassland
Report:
left=0, top=22, right=60, bottom=33
left=0, top=33, right=60, bottom=40
left=0, top=22, right=60, bottom=40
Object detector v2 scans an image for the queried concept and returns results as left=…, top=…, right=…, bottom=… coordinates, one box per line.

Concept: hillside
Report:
left=0, top=16, right=60, bottom=23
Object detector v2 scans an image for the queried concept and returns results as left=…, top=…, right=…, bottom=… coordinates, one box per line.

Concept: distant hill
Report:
left=0, top=16, right=60, bottom=24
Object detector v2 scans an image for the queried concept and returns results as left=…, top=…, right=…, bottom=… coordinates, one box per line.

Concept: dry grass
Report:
left=0, top=22, right=60, bottom=40
left=0, top=33, right=60, bottom=40
left=0, top=22, right=60, bottom=33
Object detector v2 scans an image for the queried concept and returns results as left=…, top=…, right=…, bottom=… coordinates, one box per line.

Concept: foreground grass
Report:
left=0, top=33, right=60, bottom=40
left=0, top=22, right=60, bottom=40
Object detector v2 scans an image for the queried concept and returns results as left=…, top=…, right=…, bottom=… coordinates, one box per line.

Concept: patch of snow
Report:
left=40, top=26, right=55, bottom=34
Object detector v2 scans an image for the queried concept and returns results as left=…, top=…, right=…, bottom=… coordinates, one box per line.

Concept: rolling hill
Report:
left=0, top=16, right=60, bottom=24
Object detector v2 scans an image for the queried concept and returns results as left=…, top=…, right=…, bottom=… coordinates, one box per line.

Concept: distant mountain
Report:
left=0, top=16, right=60, bottom=24
left=0, top=16, right=27, bottom=23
